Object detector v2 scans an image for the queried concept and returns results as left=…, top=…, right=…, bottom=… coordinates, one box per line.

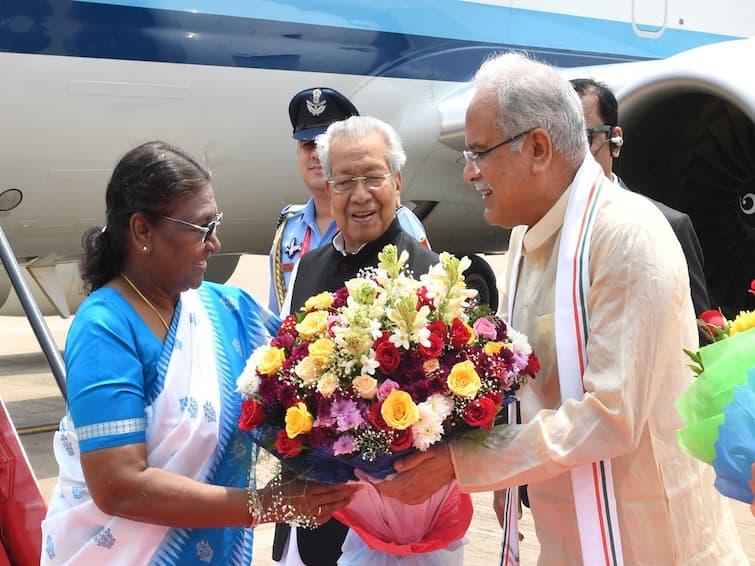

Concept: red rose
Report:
left=523, top=352, right=540, bottom=378
left=463, top=397, right=497, bottom=430
left=238, top=398, right=266, bottom=431
left=369, top=401, right=390, bottom=431
left=275, top=429, right=303, bottom=458
left=390, top=427, right=413, bottom=451
left=749, top=279, right=755, bottom=296
left=487, top=392, right=503, bottom=408
left=449, top=318, right=471, bottom=349
left=699, top=309, right=726, bottom=341
left=418, top=332, right=444, bottom=359
left=375, top=340, right=401, bottom=374
left=426, top=320, right=447, bottom=341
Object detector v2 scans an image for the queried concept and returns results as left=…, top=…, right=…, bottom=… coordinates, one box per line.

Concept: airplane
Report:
left=1, top=0, right=754, bottom=323
left=1, top=2, right=754, bottom=561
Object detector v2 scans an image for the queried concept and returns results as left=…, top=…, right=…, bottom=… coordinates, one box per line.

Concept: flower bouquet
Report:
left=237, top=245, right=538, bottom=559
left=676, top=280, right=755, bottom=504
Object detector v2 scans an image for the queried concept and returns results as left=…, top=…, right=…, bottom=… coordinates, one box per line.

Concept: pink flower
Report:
left=473, top=317, right=497, bottom=341
left=377, top=379, right=400, bottom=401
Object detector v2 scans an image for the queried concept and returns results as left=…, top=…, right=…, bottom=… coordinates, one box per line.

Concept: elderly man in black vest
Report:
left=274, top=115, right=438, bottom=566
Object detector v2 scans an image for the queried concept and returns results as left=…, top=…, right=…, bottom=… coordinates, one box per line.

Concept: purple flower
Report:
left=495, top=320, right=509, bottom=342
left=271, top=334, right=295, bottom=349
left=278, top=383, right=299, bottom=408
left=378, top=379, right=400, bottom=401
left=258, top=378, right=283, bottom=406
left=332, top=434, right=356, bottom=456
left=290, top=343, right=310, bottom=361
left=473, top=318, right=498, bottom=341
left=309, top=426, right=336, bottom=449
left=331, top=398, right=365, bottom=432
left=427, top=377, right=448, bottom=396
left=406, top=378, right=431, bottom=402
left=332, top=287, right=349, bottom=308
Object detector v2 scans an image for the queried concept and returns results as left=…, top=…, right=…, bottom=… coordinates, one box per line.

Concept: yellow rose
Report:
left=308, top=338, right=335, bottom=366
left=257, top=346, right=286, bottom=376
left=294, top=357, right=320, bottom=386
left=483, top=342, right=504, bottom=356
left=304, top=291, right=334, bottom=312
left=296, top=311, right=328, bottom=340
left=381, top=390, right=419, bottom=430
left=447, top=360, right=481, bottom=398
left=317, top=373, right=339, bottom=398
left=285, top=402, right=313, bottom=438
left=352, top=375, right=378, bottom=399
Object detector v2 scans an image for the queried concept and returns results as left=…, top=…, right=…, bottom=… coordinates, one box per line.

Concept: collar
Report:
left=332, top=216, right=401, bottom=256
left=522, top=186, right=571, bottom=256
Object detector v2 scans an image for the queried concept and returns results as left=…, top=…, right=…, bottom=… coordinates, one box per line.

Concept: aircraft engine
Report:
left=616, top=38, right=755, bottom=317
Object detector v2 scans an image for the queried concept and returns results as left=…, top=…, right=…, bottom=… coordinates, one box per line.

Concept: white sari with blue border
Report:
left=42, top=283, right=277, bottom=565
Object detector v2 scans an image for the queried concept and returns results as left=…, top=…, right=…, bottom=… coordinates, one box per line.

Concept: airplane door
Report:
left=632, top=0, right=667, bottom=38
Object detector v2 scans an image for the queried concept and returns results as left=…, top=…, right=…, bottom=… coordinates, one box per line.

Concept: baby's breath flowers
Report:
left=236, top=244, right=538, bottom=483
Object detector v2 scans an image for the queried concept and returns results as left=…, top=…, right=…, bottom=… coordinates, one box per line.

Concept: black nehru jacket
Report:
left=273, top=217, right=438, bottom=566
left=290, top=217, right=438, bottom=310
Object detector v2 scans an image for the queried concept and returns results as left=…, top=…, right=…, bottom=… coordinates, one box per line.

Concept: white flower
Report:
left=359, top=351, right=380, bottom=376
left=424, top=394, right=454, bottom=420
left=387, top=297, right=431, bottom=349
left=235, top=345, right=264, bottom=397
left=508, top=328, right=532, bottom=357
left=411, top=402, right=445, bottom=451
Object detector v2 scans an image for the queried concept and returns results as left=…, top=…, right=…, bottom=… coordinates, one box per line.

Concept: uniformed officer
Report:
left=268, top=87, right=429, bottom=315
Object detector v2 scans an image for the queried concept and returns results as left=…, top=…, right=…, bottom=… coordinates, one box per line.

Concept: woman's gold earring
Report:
left=143, top=245, right=149, bottom=253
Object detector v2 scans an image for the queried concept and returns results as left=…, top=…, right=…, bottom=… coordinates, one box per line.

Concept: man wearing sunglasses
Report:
left=571, top=78, right=710, bottom=318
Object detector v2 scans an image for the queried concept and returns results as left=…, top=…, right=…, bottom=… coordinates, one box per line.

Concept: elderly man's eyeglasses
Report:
left=586, top=124, right=613, bottom=146
left=460, top=128, right=534, bottom=171
left=327, top=173, right=393, bottom=194
left=161, top=212, right=223, bottom=243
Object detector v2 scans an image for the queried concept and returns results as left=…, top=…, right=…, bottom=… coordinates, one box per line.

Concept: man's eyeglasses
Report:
left=586, top=124, right=613, bottom=146
left=161, top=212, right=223, bottom=243
left=460, top=128, right=534, bottom=172
left=327, top=172, right=393, bottom=194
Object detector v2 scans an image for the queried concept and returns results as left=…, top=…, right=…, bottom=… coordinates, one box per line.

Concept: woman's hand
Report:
left=259, top=476, right=360, bottom=526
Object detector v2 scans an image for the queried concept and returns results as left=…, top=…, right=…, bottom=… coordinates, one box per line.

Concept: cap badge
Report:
left=306, top=88, right=327, bottom=117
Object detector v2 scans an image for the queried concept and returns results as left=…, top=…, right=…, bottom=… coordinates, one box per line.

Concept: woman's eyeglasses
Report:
left=161, top=212, right=223, bottom=243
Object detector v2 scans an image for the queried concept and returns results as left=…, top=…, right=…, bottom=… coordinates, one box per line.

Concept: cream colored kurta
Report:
left=450, top=179, right=747, bottom=565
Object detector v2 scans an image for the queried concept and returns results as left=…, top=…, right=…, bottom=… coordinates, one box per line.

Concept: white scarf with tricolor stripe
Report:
left=501, top=155, right=624, bottom=566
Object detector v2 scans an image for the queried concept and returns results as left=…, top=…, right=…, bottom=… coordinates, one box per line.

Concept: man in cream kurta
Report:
left=450, top=176, right=745, bottom=564
left=378, top=52, right=747, bottom=565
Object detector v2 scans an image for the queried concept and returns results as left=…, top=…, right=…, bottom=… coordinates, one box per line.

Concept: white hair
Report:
left=473, top=51, right=587, bottom=166
left=316, top=115, right=407, bottom=178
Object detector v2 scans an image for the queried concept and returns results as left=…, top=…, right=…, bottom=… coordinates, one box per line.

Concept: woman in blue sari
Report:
left=41, top=141, right=357, bottom=565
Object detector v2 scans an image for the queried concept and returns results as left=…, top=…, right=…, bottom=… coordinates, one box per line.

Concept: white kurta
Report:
left=450, top=167, right=748, bottom=565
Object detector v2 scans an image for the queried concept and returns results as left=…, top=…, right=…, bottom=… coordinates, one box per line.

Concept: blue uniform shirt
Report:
left=268, top=198, right=429, bottom=314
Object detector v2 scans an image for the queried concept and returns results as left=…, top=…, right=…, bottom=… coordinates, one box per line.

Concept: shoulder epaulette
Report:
left=275, top=203, right=306, bottom=229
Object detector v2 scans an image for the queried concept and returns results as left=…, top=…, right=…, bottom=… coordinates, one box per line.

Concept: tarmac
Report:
left=1, top=254, right=752, bottom=565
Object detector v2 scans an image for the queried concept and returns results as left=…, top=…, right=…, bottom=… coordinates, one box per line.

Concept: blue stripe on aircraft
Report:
left=72, top=0, right=740, bottom=58
left=0, top=1, right=739, bottom=82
